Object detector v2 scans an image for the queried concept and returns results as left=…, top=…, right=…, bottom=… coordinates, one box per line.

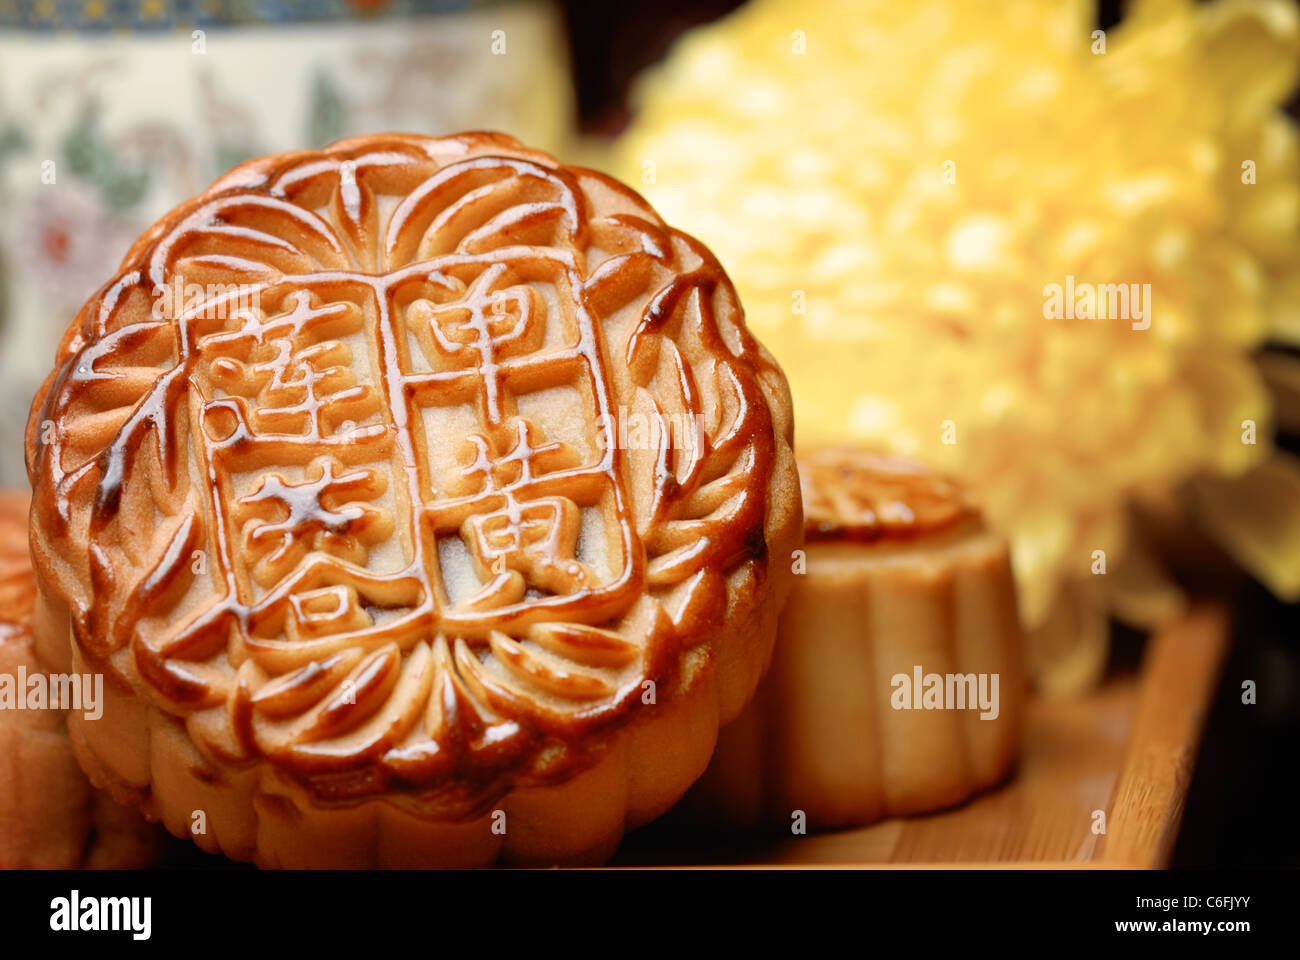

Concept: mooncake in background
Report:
left=0, top=491, right=165, bottom=869
left=681, top=449, right=1024, bottom=830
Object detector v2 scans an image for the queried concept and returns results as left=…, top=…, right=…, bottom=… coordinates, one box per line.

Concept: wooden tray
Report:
left=613, top=603, right=1229, bottom=868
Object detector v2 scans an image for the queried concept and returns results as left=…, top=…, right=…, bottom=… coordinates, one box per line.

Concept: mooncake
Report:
left=25, top=133, right=801, bottom=867
left=0, top=491, right=163, bottom=868
left=682, top=448, right=1024, bottom=830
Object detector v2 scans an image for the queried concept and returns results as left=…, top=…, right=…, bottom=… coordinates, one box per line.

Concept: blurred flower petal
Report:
left=1257, top=351, right=1300, bottom=432
left=1199, top=0, right=1300, bottom=126
left=1106, top=536, right=1189, bottom=629
left=1024, top=581, right=1111, bottom=698
left=616, top=0, right=1300, bottom=630
left=1190, top=453, right=1300, bottom=599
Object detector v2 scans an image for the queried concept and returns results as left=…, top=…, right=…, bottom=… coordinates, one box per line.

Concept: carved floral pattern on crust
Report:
left=27, top=133, right=786, bottom=809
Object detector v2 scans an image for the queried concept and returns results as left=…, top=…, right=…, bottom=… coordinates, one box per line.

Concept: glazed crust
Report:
left=681, top=449, right=1023, bottom=831
left=0, top=491, right=163, bottom=869
left=25, top=133, right=801, bottom=866
left=798, top=447, right=971, bottom=542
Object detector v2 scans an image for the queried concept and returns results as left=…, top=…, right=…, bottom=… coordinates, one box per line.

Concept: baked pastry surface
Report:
left=682, top=448, right=1024, bottom=831
left=25, top=132, right=800, bottom=866
left=0, top=491, right=163, bottom=868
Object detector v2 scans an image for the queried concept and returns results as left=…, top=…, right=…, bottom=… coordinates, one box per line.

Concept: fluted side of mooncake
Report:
left=680, top=451, right=1024, bottom=831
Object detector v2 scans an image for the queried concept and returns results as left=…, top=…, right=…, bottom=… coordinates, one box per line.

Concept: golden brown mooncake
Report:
left=0, top=491, right=164, bottom=869
left=24, top=132, right=802, bottom=868
left=681, top=448, right=1025, bottom=831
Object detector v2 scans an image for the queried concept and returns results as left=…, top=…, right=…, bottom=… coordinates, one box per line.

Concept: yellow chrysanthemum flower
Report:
left=615, top=0, right=1300, bottom=686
